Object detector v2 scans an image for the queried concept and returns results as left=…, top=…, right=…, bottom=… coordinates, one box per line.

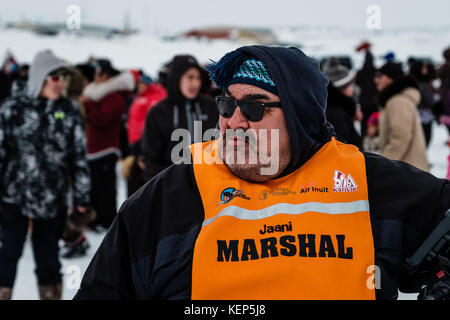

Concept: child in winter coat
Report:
left=363, top=111, right=380, bottom=154
left=123, top=74, right=167, bottom=196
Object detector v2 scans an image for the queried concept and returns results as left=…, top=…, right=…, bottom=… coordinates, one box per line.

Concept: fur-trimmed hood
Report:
left=83, top=71, right=135, bottom=102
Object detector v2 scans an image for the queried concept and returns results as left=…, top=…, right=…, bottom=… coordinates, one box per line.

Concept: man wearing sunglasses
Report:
left=214, top=88, right=289, bottom=181
left=0, top=50, right=90, bottom=300
left=75, top=46, right=450, bottom=300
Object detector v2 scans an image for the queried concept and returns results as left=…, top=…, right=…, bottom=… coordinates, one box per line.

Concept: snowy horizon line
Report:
left=2, top=17, right=450, bottom=36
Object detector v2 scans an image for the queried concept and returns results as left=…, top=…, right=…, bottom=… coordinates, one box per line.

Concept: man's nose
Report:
left=227, top=106, right=249, bottom=130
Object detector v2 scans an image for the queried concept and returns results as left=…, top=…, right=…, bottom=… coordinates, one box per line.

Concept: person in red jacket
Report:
left=128, top=75, right=167, bottom=148
left=82, top=59, right=131, bottom=231
left=125, top=74, right=167, bottom=196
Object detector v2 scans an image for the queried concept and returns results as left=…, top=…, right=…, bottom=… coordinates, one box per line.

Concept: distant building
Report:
left=5, top=20, right=137, bottom=38
left=181, top=26, right=278, bottom=45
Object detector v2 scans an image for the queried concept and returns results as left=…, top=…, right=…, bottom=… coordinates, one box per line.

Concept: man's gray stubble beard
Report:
left=219, top=128, right=281, bottom=177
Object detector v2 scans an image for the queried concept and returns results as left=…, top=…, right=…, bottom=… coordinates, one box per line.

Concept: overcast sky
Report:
left=1, top=0, right=450, bottom=34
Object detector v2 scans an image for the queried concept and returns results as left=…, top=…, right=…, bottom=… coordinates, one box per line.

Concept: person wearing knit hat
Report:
left=139, top=74, right=153, bottom=85
left=124, top=72, right=167, bottom=196
left=224, top=58, right=278, bottom=95
left=362, top=111, right=381, bottom=154
left=322, top=58, right=361, bottom=147
left=75, top=46, right=450, bottom=301
left=377, top=62, right=404, bottom=82
left=374, top=62, right=405, bottom=104
left=322, top=57, right=355, bottom=90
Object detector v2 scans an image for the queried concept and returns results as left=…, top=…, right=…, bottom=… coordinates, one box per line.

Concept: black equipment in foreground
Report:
left=404, top=209, right=450, bottom=300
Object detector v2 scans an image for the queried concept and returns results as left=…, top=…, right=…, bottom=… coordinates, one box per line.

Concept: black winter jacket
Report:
left=355, top=51, right=379, bottom=136
left=74, top=151, right=450, bottom=300
left=326, top=84, right=362, bottom=148
left=140, top=95, right=219, bottom=181
left=0, top=95, right=90, bottom=219
left=75, top=45, right=450, bottom=300
left=141, top=54, right=219, bottom=181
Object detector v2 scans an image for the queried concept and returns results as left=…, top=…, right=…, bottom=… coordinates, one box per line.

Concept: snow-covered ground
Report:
left=1, top=26, right=450, bottom=77
left=3, top=27, right=450, bottom=300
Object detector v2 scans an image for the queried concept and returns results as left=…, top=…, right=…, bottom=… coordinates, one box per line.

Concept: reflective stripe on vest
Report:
left=202, top=200, right=370, bottom=227
left=190, top=137, right=376, bottom=300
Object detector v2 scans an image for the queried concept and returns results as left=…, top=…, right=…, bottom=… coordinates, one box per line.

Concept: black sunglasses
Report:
left=215, top=96, right=282, bottom=122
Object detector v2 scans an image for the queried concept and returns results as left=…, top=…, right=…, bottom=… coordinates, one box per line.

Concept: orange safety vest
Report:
left=190, top=137, right=375, bottom=299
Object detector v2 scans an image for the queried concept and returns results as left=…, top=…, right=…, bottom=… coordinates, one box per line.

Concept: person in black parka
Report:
left=141, top=55, right=219, bottom=181
left=323, top=58, right=362, bottom=148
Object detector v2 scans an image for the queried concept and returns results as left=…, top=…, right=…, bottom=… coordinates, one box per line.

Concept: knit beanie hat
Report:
left=383, top=52, right=396, bottom=63
left=207, top=51, right=278, bottom=95
left=378, top=62, right=404, bottom=81
left=139, top=74, right=153, bottom=85
left=367, top=111, right=379, bottom=126
left=322, top=58, right=355, bottom=89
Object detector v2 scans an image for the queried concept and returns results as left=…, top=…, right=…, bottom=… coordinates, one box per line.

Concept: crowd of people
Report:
left=321, top=42, right=450, bottom=173
left=0, top=41, right=449, bottom=300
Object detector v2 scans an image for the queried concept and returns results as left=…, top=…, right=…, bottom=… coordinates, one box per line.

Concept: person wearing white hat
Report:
left=323, top=58, right=362, bottom=147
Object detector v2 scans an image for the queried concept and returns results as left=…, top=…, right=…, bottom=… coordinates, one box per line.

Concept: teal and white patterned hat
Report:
left=207, top=51, right=278, bottom=95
